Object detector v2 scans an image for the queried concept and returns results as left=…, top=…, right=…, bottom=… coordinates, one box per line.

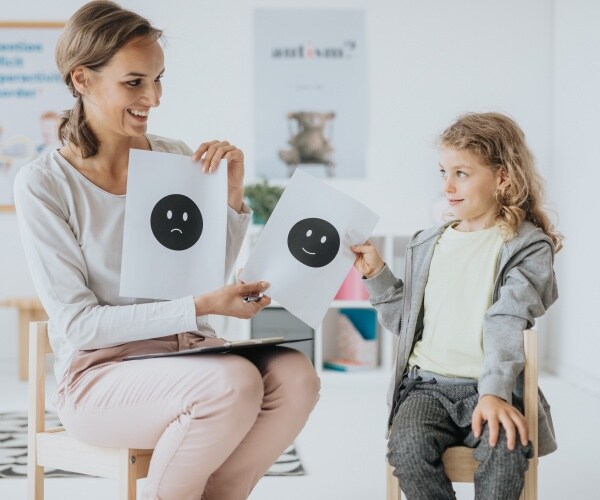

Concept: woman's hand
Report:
left=472, top=394, right=529, bottom=450
left=351, top=241, right=385, bottom=278
left=194, top=281, right=271, bottom=319
left=192, top=140, right=245, bottom=212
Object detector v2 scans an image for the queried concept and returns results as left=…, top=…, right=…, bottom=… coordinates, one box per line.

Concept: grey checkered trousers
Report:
left=388, top=368, right=533, bottom=500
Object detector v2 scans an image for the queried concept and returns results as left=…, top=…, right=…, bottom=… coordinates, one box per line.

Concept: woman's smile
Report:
left=127, top=108, right=150, bottom=121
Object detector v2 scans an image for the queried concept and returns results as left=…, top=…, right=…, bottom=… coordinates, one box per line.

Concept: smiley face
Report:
left=287, top=217, right=340, bottom=267
left=150, top=194, right=203, bottom=251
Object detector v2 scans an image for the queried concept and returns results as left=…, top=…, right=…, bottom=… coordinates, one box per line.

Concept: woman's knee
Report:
left=269, top=348, right=320, bottom=404
left=223, top=358, right=264, bottom=402
left=188, top=358, right=264, bottom=418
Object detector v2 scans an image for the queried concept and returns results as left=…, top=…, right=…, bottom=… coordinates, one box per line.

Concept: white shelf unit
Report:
left=218, top=225, right=412, bottom=374
left=364, top=232, right=411, bottom=372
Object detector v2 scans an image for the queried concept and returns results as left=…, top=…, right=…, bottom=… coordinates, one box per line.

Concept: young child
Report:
left=352, top=112, right=561, bottom=500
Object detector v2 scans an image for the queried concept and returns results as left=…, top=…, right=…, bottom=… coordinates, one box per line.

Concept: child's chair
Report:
left=386, top=329, right=538, bottom=500
left=27, top=321, right=154, bottom=500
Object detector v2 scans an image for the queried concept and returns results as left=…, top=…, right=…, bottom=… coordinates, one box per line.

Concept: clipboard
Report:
left=123, top=336, right=313, bottom=361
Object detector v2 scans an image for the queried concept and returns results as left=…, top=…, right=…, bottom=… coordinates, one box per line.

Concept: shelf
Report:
left=230, top=228, right=412, bottom=375
left=320, top=365, right=390, bottom=379
left=265, top=299, right=372, bottom=310
left=330, top=300, right=372, bottom=309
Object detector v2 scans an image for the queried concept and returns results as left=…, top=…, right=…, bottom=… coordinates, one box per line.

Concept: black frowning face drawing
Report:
left=287, top=217, right=340, bottom=268
left=150, top=194, right=203, bottom=251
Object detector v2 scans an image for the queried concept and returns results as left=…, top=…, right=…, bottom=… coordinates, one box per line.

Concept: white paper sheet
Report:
left=241, top=170, right=379, bottom=329
left=120, top=149, right=227, bottom=300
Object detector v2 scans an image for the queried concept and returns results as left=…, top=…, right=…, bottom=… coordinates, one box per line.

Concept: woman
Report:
left=14, top=2, right=320, bottom=499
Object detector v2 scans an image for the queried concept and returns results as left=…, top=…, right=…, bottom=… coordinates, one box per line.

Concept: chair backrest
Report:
left=522, top=329, right=539, bottom=499
left=28, top=321, right=52, bottom=439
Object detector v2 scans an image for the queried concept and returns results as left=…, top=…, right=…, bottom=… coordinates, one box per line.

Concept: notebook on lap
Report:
left=123, top=337, right=313, bottom=361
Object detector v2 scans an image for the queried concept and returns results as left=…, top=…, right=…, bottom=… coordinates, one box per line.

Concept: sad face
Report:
left=287, top=217, right=340, bottom=267
left=151, top=194, right=203, bottom=251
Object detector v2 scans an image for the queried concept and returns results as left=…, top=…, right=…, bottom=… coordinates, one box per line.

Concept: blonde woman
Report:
left=14, top=2, right=319, bottom=499
left=352, top=112, right=562, bottom=499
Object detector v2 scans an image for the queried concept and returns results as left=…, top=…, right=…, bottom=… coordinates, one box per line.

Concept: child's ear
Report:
left=496, top=168, right=511, bottom=190
left=70, top=66, right=91, bottom=96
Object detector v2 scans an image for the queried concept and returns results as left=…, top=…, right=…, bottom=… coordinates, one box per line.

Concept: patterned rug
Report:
left=0, top=411, right=304, bottom=478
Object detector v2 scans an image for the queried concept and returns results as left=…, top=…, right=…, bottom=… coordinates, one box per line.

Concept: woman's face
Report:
left=79, top=37, right=164, bottom=140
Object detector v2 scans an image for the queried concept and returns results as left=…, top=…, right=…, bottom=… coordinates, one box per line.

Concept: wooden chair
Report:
left=27, top=321, right=154, bottom=500
left=386, top=329, right=538, bottom=500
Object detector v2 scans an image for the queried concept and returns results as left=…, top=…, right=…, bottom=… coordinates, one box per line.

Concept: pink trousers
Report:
left=55, top=333, right=320, bottom=500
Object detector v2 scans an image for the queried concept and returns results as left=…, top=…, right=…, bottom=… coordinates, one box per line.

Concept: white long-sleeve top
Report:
left=14, top=134, right=251, bottom=383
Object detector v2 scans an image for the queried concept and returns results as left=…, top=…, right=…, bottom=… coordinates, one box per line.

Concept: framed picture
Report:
left=0, top=22, right=72, bottom=212
left=254, top=9, right=367, bottom=181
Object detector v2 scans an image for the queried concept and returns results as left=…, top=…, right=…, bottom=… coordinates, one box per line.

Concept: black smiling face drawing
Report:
left=287, top=217, right=340, bottom=268
left=150, top=194, right=203, bottom=251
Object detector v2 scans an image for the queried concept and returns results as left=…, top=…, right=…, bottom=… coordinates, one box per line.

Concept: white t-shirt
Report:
left=14, top=134, right=250, bottom=383
left=408, top=224, right=504, bottom=379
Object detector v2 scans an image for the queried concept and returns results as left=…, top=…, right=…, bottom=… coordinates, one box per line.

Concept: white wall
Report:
left=546, top=0, right=600, bottom=395
left=0, top=1, right=555, bottom=368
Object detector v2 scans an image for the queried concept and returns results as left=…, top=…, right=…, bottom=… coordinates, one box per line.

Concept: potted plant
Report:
left=244, top=179, right=284, bottom=224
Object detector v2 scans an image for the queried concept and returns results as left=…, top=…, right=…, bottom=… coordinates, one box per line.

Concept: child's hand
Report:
left=472, top=395, right=529, bottom=450
left=351, top=241, right=385, bottom=278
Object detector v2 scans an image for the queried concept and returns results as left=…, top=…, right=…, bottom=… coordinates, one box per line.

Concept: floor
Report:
left=0, top=365, right=597, bottom=499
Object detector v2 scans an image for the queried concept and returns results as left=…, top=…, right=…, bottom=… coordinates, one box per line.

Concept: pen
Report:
left=243, top=295, right=263, bottom=303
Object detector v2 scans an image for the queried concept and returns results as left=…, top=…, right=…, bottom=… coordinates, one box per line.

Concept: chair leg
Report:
left=120, top=449, right=137, bottom=500
left=521, top=456, right=538, bottom=500
left=27, top=321, right=47, bottom=500
left=387, top=463, right=401, bottom=500
left=27, top=463, right=44, bottom=500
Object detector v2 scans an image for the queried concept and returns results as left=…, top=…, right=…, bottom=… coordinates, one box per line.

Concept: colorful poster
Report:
left=254, top=9, right=367, bottom=180
left=0, top=23, right=72, bottom=210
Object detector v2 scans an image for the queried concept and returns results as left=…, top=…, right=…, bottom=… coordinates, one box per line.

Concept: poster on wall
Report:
left=254, top=9, right=367, bottom=180
left=0, top=22, right=72, bottom=211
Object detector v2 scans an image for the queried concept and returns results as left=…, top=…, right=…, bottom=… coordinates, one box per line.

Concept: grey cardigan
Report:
left=364, top=221, right=558, bottom=456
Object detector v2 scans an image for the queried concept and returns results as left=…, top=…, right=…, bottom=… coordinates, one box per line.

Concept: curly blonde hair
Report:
left=440, top=112, right=563, bottom=252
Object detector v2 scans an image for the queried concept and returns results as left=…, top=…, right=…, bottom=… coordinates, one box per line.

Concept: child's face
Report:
left=439, top=147, right=503, bottom=231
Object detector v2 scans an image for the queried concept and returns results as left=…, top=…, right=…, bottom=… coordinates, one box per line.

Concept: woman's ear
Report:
left=70, top=66, right=90, bottom=96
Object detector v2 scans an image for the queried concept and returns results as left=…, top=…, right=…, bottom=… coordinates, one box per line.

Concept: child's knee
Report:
left=473, top=426, right=533, bottom=470
left=388, top=427, right=433, bottom=470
